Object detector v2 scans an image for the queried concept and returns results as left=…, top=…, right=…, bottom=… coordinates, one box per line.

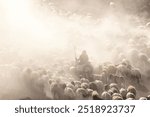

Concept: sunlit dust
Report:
left=0, top=0, right=150, bottom=99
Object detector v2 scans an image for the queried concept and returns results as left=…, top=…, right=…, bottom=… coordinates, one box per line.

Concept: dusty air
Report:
left=0, top=0, right=150, bottom=100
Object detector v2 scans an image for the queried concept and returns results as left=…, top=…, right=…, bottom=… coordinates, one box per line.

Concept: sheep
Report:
left=64, top=87, right=76, bottom=100
left=110, top=87, right=119, bottom=94
left=112, top=93, right=122, bottom=97
left=49, top=81, right=66, bottom=100
left=116, top=64, right=131, bottom=78
left=104, top=84, right=110, bottom=91
left=74, top=81, right=81, bottom=86
left=92, top=91, right=102, bottom=100
left=108, top=89, right=113, bottom=96
left=139, top=97, right=147, bottom=100
left=71, top=81, right=75, bottom=86
left=126, top=92, right=135, bottom=99
left=80, top=78, right=90, bottom=84
left=94, top=80, right=104, bottom=94
left=76, top=88, right=88, bottom=100
left=101, top=91, right=112, bottom=100
left=112, top=96, right=123, bottom=100
left=120, top=88, right=127, bottom=100
left=107, top=64, right=117, bottom=75
left=66, top=83, right=76, bottom=91
left=87, top=89, right=94, bottom=96
left=112, top=93, right=123, bottom=100
left=109, top=83, right=119, bottom=90
left=89, top=82, right=98, bottom=91
left=127, top=85, right=137, bottom=96
left=108, top=75, right=126, bottom=89
left=130, top=68, right=141, bottom=86
left=81, top=83, right=89, bottom=89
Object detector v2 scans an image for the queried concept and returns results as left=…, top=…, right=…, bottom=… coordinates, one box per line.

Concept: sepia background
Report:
left=0, top=0, right=150, bottom=100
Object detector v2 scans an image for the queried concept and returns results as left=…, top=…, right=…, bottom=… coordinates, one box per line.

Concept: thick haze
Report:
left=0, top=0, right=150, bottom=99
left=0, top=0, right=149, bottom=64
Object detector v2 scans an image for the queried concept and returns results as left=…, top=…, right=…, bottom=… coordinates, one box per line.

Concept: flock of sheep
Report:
left=0, top=24, right=148, bottom=100
left=21, top=32, right=150, bottom=100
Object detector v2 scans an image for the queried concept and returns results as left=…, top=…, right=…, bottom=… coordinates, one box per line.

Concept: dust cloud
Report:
left=0, top=0, right=150, bottom=99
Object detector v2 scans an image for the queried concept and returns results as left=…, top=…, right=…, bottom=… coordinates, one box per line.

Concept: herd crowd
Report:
left=21, top=31, right=150, bottom=100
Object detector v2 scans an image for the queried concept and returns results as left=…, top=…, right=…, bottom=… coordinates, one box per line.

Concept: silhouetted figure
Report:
left=78, top=50, right=89, bottom=65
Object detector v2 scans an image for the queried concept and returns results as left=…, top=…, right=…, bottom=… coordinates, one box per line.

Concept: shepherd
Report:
left=77, top=50, right=89, bottom=65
